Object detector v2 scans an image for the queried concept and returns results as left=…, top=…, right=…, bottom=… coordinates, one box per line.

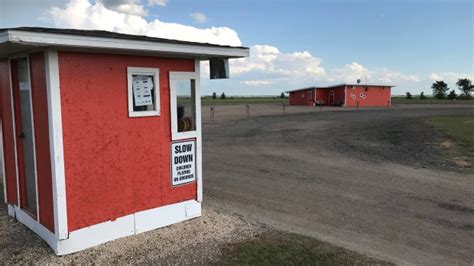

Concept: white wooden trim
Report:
left=127, top=67, right=160, bottom=117
left=13, top=205, right=56, bottom=243
left=1, top=121, right=6, bottom=203
left=7, top=203, right=15, bottom=216
left=7, top=57, right=20, bottom=207
left=44, top=49, right=68, bottom=240
left=8, top=200, right=201, bottom=255
left=194, top=60, right=203, bottom=203
left=3, top=30, right=249, bottom=58
left=169, top=71, right=200, bottom=141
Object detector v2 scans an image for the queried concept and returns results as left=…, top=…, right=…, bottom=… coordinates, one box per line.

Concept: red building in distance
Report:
left=287, top=84, right=393, bottom=107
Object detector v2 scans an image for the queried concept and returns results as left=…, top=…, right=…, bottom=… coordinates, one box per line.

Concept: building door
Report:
left=11, top=57, right=38, bottom=217
left=328, top=90, right=335, bottom=106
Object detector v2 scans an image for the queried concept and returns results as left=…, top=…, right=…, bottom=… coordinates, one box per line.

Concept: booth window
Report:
left=127, top=67, right=160, bottom=117
left=175, top=79, right=196, bottom=132
left=170, top=72, right=199, bottom=140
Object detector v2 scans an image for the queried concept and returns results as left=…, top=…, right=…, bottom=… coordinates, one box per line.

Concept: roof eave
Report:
left=1, top=29, right=249, bottom=59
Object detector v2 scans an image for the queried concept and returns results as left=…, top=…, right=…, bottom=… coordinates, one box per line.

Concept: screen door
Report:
left=11, top=57, right=37, bottom=216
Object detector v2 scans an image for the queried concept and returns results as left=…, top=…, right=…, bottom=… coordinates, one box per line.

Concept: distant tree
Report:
left=447, top=90, right=457, bottom=100
left=280, top=92, right=285, bottom=99
left=419, top=91, right=428, bottom=99
left=212, top=92, right=217, bottom=99
left=406, top=92, right=412, bottom=99
left=220, top=92, right=227, bottom=99
left=456, top=78, right=473, bottom=98
left=431, top=81, right=449, bottom=99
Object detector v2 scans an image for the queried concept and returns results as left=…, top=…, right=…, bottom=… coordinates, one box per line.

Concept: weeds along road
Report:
left=202, top=105, right=474, bottom=265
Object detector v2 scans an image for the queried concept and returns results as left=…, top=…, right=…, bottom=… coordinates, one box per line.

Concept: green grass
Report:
left=201, top=96, right=287, bottom=105
left=391, top=97, right=474, bottom=105
left=216, top=231, right=391, bottom=265
left=426, top=116, right=474, bottom=163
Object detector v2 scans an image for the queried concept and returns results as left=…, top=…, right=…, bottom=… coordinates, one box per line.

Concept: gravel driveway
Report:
left=203, top=105, right=474, bottom=265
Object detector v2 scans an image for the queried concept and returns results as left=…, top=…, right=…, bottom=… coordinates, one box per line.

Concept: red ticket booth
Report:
left=0, top=27, right=248, bottom=255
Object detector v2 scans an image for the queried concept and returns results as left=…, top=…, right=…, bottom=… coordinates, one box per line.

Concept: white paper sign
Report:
left=171, top=140, right=196, bottom=186
left=133, top=75, right=154, bottom=106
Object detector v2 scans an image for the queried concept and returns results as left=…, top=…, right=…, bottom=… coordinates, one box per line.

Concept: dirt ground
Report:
left=0, top=202, right=266, bottom=264
left=0, top=104, right=472, bottom=264
left=203, top=104, right=474, bottom=265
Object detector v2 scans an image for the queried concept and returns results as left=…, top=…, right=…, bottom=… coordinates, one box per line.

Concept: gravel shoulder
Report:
left=0, top=202, right=266, bottom=264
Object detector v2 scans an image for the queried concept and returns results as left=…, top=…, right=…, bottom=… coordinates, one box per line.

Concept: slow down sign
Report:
left=171, top=140, right=197, bottom=186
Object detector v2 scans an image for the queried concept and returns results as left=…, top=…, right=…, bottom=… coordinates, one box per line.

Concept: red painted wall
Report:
left=345, top=85, right=391, bottom=107
left=315, top=87, right=345, bottom=106
left=29, top=52, right=55, bottom=232
left=289, top=89, right=314, bottom=106
left=0, top=59, right=18, bottom=205
left=58, top=52, right=197, bottom=231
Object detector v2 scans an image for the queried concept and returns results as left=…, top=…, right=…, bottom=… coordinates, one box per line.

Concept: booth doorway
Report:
left=328, top=90, right=335, bottom=106
left=11, top=57, right=38, bottom=218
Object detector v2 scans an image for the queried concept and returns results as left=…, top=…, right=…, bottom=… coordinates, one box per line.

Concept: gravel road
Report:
left=203, top=105, right=474, bottom=265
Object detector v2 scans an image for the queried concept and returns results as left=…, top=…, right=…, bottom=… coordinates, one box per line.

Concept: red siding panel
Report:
left=0, top=59, right=18, bottom=205
left=58, top=52, right=196, bottom=231
left=289, top=89, right=314, bottom=106
left=29, top=52, right=55, bottom=232
left=345, top=85, right=391, bottom=107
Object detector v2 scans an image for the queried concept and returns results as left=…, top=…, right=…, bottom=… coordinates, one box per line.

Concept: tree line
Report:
left=406, top=78, right=473, bottom=100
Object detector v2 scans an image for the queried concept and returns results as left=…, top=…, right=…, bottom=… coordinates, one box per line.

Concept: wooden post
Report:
left=210, top=106, right=215, bottom=123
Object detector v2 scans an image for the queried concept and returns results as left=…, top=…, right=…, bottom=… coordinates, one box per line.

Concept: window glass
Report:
left=127, top=67, right=160, bottom=117
left=175, top=79, right=196, bottom=132
left=132, top=74, right=155, bottom=112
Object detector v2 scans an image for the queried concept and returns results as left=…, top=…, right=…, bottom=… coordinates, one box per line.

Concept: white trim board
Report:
left=127, top=67, right=160, bottom=118
left=44, top=49, right=68, bottom=240
left=2, top=30, right=249, bottom=59
left=7, top=200, right=201, bottom=255
left=1, top=121, right=6, bottom=203
left=194, top=60, right=203, bottom=203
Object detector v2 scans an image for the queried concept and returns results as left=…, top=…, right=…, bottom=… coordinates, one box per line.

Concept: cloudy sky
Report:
left=0, top=0, right=472, bottom=95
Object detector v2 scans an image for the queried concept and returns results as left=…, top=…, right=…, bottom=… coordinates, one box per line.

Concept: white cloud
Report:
left=98, top=0, right=147, bottom=16
left=241, top=80, right=272, bottom=86
left=148, top=0, right=168, bottom=6
left=428, top=72, right=473, bottom=82
left=190, top=12, right=207, bottom=23
left=329, top=62, right=420, bottom=85
left=48, top=0, right=241, bottom=46
left=229, top=45, right=326, bottom=79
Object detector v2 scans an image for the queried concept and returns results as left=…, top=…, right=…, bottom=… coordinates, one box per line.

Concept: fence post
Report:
left=246, top=104, right=250, bottom=118
left=210, top=106, right=215, bottom=123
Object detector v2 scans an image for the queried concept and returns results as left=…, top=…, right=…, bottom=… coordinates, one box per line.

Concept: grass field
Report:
left=391, top=97, right=473, bottom=105
left=200, top=96, right=473, bottom=106
left=217, top=231, right=391, bottom=265
left=201, top=96, right=286, bottom=105
left=426, top=116, right=474, bottom=164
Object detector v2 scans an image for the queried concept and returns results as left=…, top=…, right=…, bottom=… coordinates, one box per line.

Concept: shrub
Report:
left=420, top=91, right=427, bottom=99
left=447, top=90, right=457, bottom=100
left=406, top=92, right=412, bottom=99
left=212, top=92, right=217, bottom=99
left=220, top=92, right=227, bottom=99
